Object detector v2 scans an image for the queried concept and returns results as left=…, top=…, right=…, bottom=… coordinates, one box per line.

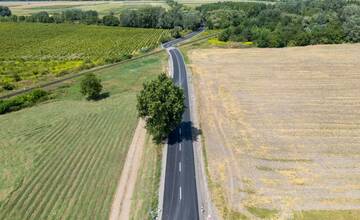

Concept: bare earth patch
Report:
left=189, top=44, right=360, bottom=218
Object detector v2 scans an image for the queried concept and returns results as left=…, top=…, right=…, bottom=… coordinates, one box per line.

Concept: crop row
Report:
left=0, top=23, right=170, bottom=89
left=0, top=94, right=138, bottom=219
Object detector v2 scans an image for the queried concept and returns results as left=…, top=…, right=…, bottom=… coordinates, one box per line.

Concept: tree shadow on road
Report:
left=168, top=121, right=202, bottom=145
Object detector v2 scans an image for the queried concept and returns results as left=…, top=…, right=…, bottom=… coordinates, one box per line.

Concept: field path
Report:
left=109, top=119, right=146, bottom=220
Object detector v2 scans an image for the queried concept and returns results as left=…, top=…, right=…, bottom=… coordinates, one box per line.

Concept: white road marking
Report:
left=179, top=186, right=182, bottom=201
left=179, top=143, right=182, bottom=151
left=179, top=162, right=182, bottom=172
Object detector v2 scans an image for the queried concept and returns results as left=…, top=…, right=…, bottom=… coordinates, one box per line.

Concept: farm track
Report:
left=0, top=95, right=139, bottom=219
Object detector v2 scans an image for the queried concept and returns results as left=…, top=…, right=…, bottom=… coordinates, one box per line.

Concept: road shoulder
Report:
left=184, top=52, right=220, bottom=220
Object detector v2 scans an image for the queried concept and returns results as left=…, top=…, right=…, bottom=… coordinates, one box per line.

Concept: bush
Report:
left=218, top=28, right=231, bottom=41
left=102, top=15, right=120, bottom=26
left=0, top=6, right=11, bottom=17
left=2, top=82, right=15, bottom=90
left=171, top=26, right=182, bottom=38
left=0, top=89, right=48, bottom=114
left=80, top=73, right=103, bottom=100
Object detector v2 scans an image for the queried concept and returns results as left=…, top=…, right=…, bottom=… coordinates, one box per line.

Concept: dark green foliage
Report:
left=171, top=26, right=182, bottom=38
left=218, top=28, right=231, bottom=41
left=119, top=1, right=201, bottom=30
left=0, top=89, right=48, bottom=114
left=2, top=82, right=15, bottom=91
left=203, top=0, right=360, bottom=47
left=0, top=6, right=11, bottom=17
left=137, top=73, right=185, bottom=144
left=102, top=15, right=120, bottom=26
left=80, top=73, right=103, bottom=100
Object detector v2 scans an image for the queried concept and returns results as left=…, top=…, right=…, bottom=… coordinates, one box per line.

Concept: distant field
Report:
left=189, top=45, right=360, bottom=219
left=0, top=52, right=166, bottom=219
left=1, top=0, right=275, bottom=15
left=0, top=23, right=169, bottom=93
left=1, top=1, right=167, bottom=16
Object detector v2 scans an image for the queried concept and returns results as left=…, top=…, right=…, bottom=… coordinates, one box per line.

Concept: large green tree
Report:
left=137, top=73, right=185, bottom=144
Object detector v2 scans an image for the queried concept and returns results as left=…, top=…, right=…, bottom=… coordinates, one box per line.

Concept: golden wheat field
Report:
left=189, top=44, right=360, bottom=219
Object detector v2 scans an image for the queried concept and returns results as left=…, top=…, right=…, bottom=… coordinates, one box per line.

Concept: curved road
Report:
left=162, top=48, right=199, bottom=220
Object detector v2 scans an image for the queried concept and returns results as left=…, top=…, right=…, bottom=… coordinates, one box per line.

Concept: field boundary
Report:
left=184, top=52, right=219, bottom=220
left=109, top=119, right=147, bottom=220
left=0, top=31, right=216, bottom=100
left=0, top=49, right=164, bottom=100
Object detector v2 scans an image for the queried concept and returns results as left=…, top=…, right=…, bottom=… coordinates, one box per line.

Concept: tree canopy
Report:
left=137, top=73, right=185, bottom=144
left=0, top=6, right=11, bottom=17
left=80, top=73, right=103, bottom=100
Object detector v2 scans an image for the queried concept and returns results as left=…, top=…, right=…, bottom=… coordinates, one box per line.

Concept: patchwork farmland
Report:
left=0, top=23, right=169, bottom=93
left=0, top=52, right=166, bottom=219
left=189, top=44, right=360, bottom=219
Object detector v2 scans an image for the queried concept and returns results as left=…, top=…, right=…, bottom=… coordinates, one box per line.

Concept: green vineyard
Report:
left=0, top=23, right=170, bottom=92
left=0, top=53, right=165, bottom=219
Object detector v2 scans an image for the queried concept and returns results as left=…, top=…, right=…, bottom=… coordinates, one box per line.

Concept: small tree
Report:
left=137, top=73, right=185, bottom=144
left=80, top=73, right=103, bottom=100
left=0, top=6, right=11, bottom=17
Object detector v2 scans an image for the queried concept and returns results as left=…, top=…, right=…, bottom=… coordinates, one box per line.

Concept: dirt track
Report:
left=109, top=120, right=146, bottom=220
left=189, top=44, right=360, bottom=217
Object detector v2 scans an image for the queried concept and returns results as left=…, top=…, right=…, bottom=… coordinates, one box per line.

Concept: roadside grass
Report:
left=0, top=52, right=166, bottom=219
left=293, top=210, right=360, bottom=220
left=246, top=206, right=278, bottom=219
left=129, top=134, right=162, bottom=220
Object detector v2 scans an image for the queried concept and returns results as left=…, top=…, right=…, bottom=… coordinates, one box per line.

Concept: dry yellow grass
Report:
left=189, top=44, right=360, bottom=219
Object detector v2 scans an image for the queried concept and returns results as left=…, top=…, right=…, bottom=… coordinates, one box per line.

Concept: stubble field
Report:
left=189, top=45, right=360, bottom=219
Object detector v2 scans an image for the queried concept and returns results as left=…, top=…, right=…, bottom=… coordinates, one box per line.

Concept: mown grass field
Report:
left=0, top=52, right=167, bottom=220
left=0, top=23, right=169, bottom=93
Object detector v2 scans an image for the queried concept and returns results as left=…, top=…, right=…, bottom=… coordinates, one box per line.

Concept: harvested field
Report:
left=189, top=44, right=360, bottom=219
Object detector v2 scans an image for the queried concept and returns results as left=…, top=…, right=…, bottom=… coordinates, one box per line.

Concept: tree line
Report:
left=197, top=0, right=360, bottom=47
left=0, top=1, right=202, bottom=32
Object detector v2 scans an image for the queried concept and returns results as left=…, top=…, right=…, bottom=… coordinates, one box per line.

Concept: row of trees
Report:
left=0, top=8, right=122, bottom=26
left=198, top=0, right=360, bottom=47
left=0, top=0, right=202, bottom=30
left=119, top=1, right=201, bottom=30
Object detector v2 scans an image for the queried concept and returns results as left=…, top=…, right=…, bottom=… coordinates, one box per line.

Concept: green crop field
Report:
left=0, top=52, right=167, bottom=220
left=0, top=23, right=170, bottom=93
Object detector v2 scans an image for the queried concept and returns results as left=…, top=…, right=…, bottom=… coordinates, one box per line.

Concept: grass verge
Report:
left=129, top=134, right=162, bottom=220
left=293, top=210, right=360, bottom=220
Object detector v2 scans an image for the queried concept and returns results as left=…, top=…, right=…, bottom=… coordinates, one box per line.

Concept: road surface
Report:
left=162, top=48, right=199, bottom=220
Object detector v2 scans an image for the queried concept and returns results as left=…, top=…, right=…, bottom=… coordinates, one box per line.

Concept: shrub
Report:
left=2, top=82, right=15, bottom=90
left=80, top=73, right=103, bottom=100
left=0, top=89, right=48, bottom=114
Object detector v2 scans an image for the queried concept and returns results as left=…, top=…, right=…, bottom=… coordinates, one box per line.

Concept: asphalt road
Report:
left=162, top=48, right=199, bottom=220
left=162, top=28, right=204, bottom=48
